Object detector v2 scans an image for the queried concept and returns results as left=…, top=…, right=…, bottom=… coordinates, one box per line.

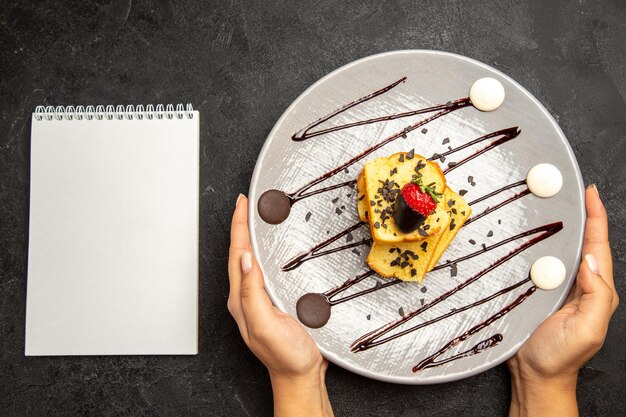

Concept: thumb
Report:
left=576, top=254, right=614, bottom=331
left=239, top=251, right=275, bottom=330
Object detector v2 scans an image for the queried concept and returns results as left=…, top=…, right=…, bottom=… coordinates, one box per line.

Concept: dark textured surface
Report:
left=1, top=0, right=625, bottom=416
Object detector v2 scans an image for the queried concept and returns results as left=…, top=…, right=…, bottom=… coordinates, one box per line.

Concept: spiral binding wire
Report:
left=33, top=104, right=195, bottom=121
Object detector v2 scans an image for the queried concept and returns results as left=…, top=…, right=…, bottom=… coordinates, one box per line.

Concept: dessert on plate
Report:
left=357, top=151, right=471, bottom=282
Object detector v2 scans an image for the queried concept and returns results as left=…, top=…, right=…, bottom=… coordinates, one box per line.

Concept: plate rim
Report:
left=248, top=49, right=585, bottom=384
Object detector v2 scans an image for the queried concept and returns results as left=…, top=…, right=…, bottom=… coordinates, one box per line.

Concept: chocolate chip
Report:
left=498, top=219, right=502, bottom=224
left=352, top=249, right=361, bottom=256
left=449, top=219, right=456, bottom=230
left=442, top=137, right=450, bottom=145
left=305, top=212, right=312, bottom=222
left=374, top=221, right=380, bottom=229
left=469, top=239, right=476, bottom=245
left=421, top=128, right=428, bottom=134
left=461, top=211, right=466, bottom=215
left=341, top=205, right=345, bottom=210
left=346, top=232, right=354, bottom=242
left=398, top=307, right=405, bottom=316
left=431, top=152, right=440, bottom=160
left=335, top=208, right=343, bottom=215
left=447, top=199, right=455, bottom=208
left=482, top=243, right=487, bottom=250
left=332, top=197, right=339, bottom=203
left=399, top=154, right=405, bottom=162
left=459, top=189, right=468, bottom=196
left=418, top=228, right=429, bottom=237
left=487, top=230, right=493, bottom=237
left=370, top=201, right=376, bottom=206
left=407, top=149, right=415, bottom=160
left=447, top=162, right=457, bottom=168
left=347, top=193, right=352, bottom=198
left=411, top=269, right=417, bottom=277
left=450, top=263, right=458, bottom=277
left=468, top=176, right=474, bottom=183
left=420, top=242, right=428, bottom=252
left=420, top=298, right=425, bottom=306
left=452, top=208, right=457, bottom=214
left=400, top=261, right=409, bottom=268
left=420, top=286, right=427, bottom=293
left=344, top=168, right=349, bottom=174
left=358, top=195, right=365, bottom=201
left=447, top=146, right=452, bottom=151
left=366, top=314, right=371, bottom=320
left=440, top=155, right=446, bottom=163
left=471, top=181, right=476, bottom=187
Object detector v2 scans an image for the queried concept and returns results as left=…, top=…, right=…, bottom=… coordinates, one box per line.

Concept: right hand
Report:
left=508, top=185, right=619, bottom=416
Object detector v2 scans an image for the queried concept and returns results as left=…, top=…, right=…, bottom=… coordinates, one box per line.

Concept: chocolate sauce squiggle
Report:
left=282, top=178, right=529, bottom=272
left=412, top=286, right=536, bottom=372
left=467, top=179, right=527, bottom=206
left=324, top=270, right=376, bottom=299
left=353, top=277, right=530, bottom=351
left=414, top=334, right=504, bottom=372
left=350, top=222, right=562, bottom=352
left=464, top=189, right=531, bottom=226
left=290, top=100, right=470, bottom=199
left=290, top=180, right=357, bottom=203
left=328, top=222, right=544, bottom=306
left=442, top=127, right=521, bottom=174
left=282, top=222, right=366, bottom=271
left=292, top=77, right=407, bottom=141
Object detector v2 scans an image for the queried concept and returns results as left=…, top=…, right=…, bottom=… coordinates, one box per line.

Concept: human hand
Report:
left=228, top=195, right=334, bottom=417
left=508, top=185, right=619, bottom=417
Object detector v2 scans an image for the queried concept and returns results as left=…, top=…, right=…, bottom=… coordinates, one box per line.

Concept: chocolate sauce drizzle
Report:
left=282, top=221, right=367, bottom=271
left=282, top=177, right=529, bottom=272
left=414, top=334, right=504, bottom=372
left=292, top=77, right=406, bottom=141
left=289, top=99, right=470, bottom=201
left=294, top=221, right=560, bottom=329
left=413, top=286, right=536, bottom=372
left=349, top=221, right=562, bottom=352
left=441, top=127, right=521, bottom=174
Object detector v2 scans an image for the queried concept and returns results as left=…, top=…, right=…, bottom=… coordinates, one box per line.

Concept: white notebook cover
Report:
left=25, top=106, right=199, bottom=355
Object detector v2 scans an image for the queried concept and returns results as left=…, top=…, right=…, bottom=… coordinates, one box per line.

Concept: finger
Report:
left=576, top=254, right=614, bottom=328
left=228, top=194, right=250, bottom=342
left=240, top=250, right=275, bottom=337
left=583, top=186, right=613, bottom=282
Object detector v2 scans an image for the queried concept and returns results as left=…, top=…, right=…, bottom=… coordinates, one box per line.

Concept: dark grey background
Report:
left=1, top=1, right=624, bottom=416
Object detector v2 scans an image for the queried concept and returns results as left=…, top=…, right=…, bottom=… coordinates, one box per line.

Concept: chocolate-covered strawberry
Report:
left=393, top=182, right=441, bottom=233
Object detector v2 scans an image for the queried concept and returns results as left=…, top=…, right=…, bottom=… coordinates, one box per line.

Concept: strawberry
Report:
left=401, top=183, right=437, bottom=216
left=393, top=182, right=440, bottom=233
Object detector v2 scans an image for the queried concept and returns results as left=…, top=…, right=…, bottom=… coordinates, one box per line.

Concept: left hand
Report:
left=228, top=194, right=333, bottom=417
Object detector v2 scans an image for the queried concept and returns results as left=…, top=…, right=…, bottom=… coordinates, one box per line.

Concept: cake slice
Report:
left=356, top=171, right=368, bottom=222
left=366, top=205, right=451, bottom=282
left=363, top=152, right=449, bottom=243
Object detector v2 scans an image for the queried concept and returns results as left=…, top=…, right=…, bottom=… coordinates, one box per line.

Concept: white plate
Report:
left=249, top=50, right=584, bottom=384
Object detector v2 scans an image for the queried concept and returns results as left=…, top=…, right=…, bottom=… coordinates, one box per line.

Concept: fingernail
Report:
left=585, top=253, right=599, bottom=274
left=236, top=194, right=245, bottom=207
left=241, top=252, right=252, bottom=273
left=587, top=184, right=600, bottom=198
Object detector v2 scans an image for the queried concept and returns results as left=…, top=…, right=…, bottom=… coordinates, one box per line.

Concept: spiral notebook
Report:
left=25, top=104, right=199, bottom=355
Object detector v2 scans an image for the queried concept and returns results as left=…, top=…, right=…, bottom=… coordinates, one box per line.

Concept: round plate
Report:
left=249, top=50, right=584, bottom=384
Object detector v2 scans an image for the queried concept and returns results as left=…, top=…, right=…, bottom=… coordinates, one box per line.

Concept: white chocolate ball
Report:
left=530, top=256, right=566, bottom=290
left=526, top=163, right=563, bottom=198
left=469, top=78, right=505, bottom=111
